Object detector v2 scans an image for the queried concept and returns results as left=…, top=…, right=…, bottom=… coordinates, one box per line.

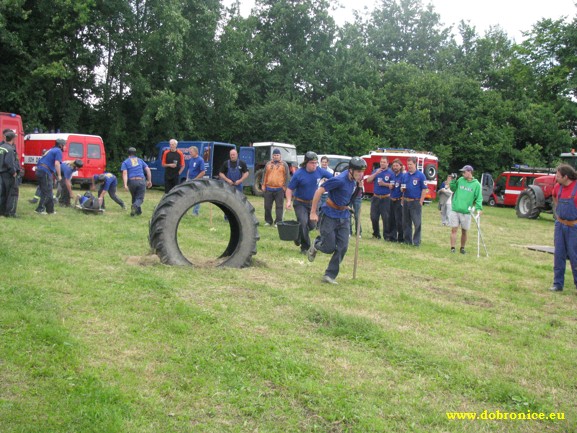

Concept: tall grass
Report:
left=0, top=184, right=575, bottom=432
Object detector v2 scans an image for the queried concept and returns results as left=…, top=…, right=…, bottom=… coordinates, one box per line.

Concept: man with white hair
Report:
left=161, top=139, right=185, bottom=193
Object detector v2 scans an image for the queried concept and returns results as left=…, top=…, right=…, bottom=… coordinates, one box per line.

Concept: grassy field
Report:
left=1, top=183, right=576, bottom=433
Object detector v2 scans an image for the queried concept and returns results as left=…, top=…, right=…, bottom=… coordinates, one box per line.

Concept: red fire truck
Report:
left=361, top=148, right=439, bottom=200
left=0, top=112, right=24, bottom=165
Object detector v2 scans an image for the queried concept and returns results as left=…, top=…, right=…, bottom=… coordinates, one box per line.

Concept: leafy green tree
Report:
left=365, top=0, right=452, bottom=69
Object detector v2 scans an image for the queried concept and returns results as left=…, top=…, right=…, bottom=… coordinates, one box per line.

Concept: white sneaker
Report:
left=264, top=223, right=271, bottom=226
left=322, top=275, right=338, bottom=285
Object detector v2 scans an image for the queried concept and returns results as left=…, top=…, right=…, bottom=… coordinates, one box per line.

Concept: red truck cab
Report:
left=23, top=133, right=106, bottom=186
left=0, top=112, right=25, bottom=166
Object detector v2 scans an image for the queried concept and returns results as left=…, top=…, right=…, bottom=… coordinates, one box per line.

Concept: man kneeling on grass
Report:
left=307, top=157, right=367, bottom=285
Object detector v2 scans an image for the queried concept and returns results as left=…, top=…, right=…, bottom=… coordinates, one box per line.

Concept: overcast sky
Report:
left=224, top=0, right=577, bottom=42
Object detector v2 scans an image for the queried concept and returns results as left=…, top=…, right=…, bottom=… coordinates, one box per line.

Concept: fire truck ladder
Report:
left=416, top=156, right=425, bottom=173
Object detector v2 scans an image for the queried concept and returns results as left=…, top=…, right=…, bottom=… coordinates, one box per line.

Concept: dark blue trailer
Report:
left=148, top=141, right=254, bottom=187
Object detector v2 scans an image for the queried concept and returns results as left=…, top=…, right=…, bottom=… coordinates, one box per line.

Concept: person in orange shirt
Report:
left=161, top=139, right=185, bottom=193
left=262, top=149, right=289, bottom=226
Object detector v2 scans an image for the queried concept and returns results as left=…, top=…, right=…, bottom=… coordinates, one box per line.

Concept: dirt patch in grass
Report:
left=125, top=255, right=161, bottom=266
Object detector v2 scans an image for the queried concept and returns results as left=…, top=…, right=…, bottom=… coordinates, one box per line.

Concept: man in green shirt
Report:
left=449, top=165, right=483, bottom=254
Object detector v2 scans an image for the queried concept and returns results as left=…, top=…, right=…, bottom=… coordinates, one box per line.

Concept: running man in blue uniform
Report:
left=307, top=157, right=367, bottom=284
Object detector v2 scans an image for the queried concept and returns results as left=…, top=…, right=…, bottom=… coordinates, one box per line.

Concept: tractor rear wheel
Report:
left=516, top=189, right=541, bottom=219
left=149, top=179, right=259, bottom=268
left=251, top=169, right=265, bottom=197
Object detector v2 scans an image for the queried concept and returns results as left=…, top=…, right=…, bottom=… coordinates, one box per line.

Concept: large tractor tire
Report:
left=149, top=179, right=259, bottom=268
left=516, top=188, right=541, bottom=219
left=251, top=169, right=265, bottom=197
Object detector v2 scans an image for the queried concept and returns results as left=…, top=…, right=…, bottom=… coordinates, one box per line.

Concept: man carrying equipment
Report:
left=58, top=159, right=84, bottom=206
left=307, top=157, right=367, bottom=284
left=92, top=172, right=125, bottom=209
left=286, top=151, right=333, bottom=255
left=35, top=138, right=64, bottom=215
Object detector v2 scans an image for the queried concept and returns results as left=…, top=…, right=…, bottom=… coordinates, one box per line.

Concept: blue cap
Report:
left=272, top=149, right=281, bottom=155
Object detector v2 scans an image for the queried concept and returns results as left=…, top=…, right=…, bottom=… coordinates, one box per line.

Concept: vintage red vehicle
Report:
left=481, top=167, right=556, bottom=207
left=515, top=151, right=577, bottom=218
left=361, top=148, right=438, bottom=200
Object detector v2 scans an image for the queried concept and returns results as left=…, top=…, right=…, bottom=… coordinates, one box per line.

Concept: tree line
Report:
left=0, top=0, right=576, bottom=174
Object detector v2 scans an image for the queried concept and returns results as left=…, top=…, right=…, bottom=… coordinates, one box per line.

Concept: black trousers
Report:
left=264, top=189, right=284, bottom=225
left=0, top=172, right=18, bottom=216
left=165, top=176, right=179, bottom=193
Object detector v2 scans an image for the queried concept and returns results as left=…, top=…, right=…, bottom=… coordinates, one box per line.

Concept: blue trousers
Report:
left=314, top=215, right=350, bottom=279
left=36, top=170, right=55, bottom=214
left=99, top=183, right=125, bottom=209
left=553, top=222, right=577, bottom=289
left=402, top=200, right=423, bottom=246
left=128, top=179, right=146, bottom=213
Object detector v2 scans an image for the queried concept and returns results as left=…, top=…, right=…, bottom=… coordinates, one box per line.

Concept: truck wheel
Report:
left=488, top=197, right=496, bottom=206
left=516, top=189, right=541, bottom=219
left=424, top=164, right=437, bottom=181
left=251, top=169, right=265, bottom=197
left=149, top=179, right=259, bottom=268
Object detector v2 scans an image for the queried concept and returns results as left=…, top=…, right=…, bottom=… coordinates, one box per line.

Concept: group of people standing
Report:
left=366, top=156, right=430, bottom=246
left=367, top=157, right=485, bottom=254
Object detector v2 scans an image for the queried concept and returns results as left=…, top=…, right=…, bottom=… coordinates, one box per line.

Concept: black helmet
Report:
left=302, top=151, right=318, bottom=166
left=73, top=159, right=83, bottom=168
left=55, top=139, right=66, bottom=148
left=128, top=147, right=137, bottom=155
left=97, top=174, right=106, bottom=182
left=349, top=157, right=367, bottom=171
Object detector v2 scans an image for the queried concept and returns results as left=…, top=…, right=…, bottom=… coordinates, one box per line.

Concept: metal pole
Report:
left=353, top=205, right=361, bottom=279
left=469, top=208, right=489, bottom=257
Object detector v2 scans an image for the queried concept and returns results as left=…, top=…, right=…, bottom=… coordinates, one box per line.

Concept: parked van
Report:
left=317, top=154, right=351, bottom=172
left=23, top=133, right=106, bottom=186
left=148, top=141, right=254, bottom=187
left=481, top=167, right=556, bottom=206
left=0, top=112, right=24, bottom=164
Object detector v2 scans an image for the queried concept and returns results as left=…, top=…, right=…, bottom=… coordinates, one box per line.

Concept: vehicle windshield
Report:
left=561, top=156, right=577, bottom=170
left=273, top=146, right=297, bottom=164
left=255, top=146, right=297, bottom=164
